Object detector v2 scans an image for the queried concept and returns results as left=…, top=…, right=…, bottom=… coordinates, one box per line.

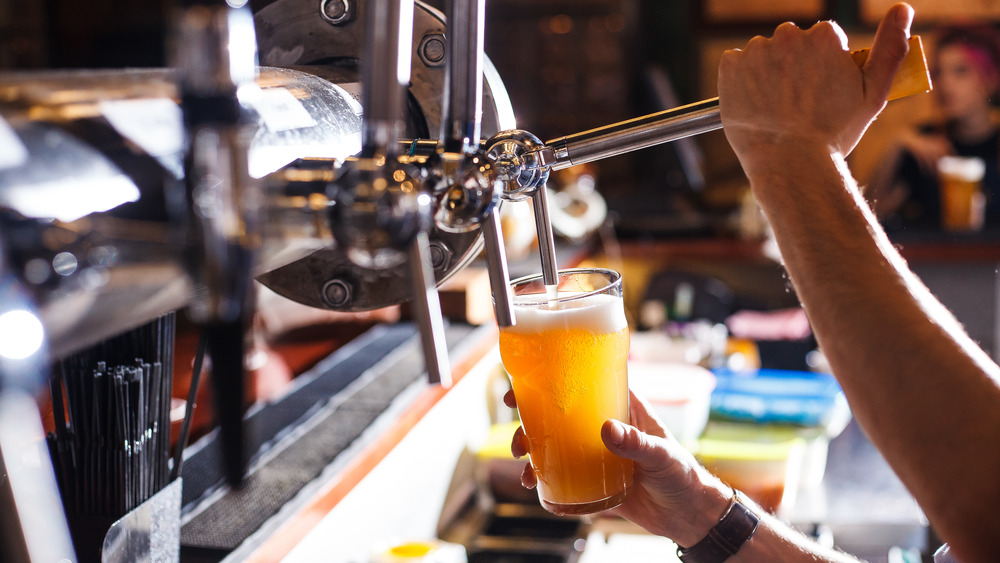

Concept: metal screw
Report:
left=320, top=0, right=353, bottom=25
left=429, top=241, right=452, bottom=271
left=418, top=33, right=446, bottom=67
left=322, top=278, right=352, bottom=307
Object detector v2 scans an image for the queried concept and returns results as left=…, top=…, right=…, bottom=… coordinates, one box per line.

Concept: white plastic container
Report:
left=628, top=361, right=716, bottom=446
left=696, top=423, right=806, bottom=514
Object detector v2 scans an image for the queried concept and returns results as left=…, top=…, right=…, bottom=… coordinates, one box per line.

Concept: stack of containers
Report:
left=697, top=368, right=851, bottom=514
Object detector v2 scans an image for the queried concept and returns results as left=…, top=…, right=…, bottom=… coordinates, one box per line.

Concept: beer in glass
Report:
left=499, top=268, right=633, bottom=515
left=938, top=156, right=986, bottom=231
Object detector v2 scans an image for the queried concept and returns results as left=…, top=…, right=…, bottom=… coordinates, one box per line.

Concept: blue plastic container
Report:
left=709, top=368, right=850, bottom=431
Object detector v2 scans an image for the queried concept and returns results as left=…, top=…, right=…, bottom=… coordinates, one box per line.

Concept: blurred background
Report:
left=4, top=0, right=998, bottom=239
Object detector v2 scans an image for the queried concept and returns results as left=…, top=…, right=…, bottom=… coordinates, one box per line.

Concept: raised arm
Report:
left=718, top=4, right=1000, bottom=561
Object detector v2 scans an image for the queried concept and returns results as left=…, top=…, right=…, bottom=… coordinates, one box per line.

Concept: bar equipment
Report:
left=0, top=0, right=931, bottom=557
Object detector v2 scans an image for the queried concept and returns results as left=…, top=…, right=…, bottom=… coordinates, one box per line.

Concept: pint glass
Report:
left=499, top=268, right=633, bottom=515
left=938, top=156, right=986, bottom=231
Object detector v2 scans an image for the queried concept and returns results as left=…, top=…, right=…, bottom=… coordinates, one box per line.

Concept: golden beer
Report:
left=499, top=270, right=633, bottom=515
left=938, top=156, right=986, bottom=231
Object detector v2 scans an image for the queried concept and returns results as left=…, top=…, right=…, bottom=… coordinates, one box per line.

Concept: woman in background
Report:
left=868, top=23, right=1000, bottom=230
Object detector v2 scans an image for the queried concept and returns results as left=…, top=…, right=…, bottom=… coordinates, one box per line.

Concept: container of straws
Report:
left=47, top=314, right=180, bottom=563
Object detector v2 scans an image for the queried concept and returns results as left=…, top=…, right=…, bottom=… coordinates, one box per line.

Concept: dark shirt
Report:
left=889, top=123, right=1000, bottom=231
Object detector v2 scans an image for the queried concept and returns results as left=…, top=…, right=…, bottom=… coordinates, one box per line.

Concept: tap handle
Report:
left=175, top=2, right=260, bottom=324
left=482, top=208, right=515, bottom=328
left=544, top=36, right=931, bottom=171
left=204, top=317, right=248, bottom=487
left=432, top=152, right=500, bottom=234
left=174, top=1, right=259, bottom=488
left=531, top=182, right=559, bottom=288
left=407, top=231, right=452, bottom=386
left=485, top=130, right=550, bottom=202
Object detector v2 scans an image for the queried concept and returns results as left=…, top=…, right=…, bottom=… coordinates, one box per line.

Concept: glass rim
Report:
left=507, top=267, right=621, bottom=306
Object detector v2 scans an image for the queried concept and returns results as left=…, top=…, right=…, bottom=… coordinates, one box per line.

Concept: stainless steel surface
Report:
left=408, top=231, right=452, bottom=386
left=545, top=97, right=721, bottom=170
left=484, top=129, right=550, bottom=201
left=482, top=209, right=514, bottom=328
left=532, top=185, right=559, bottom=287
left=254, top=0, right=516, bottom=145
left=251, top=0, right=516, bottom=314
left=441, top=0, right=485, bottom=154
left=0, top=65, right=367, bottom=358
left=175, top=5, right=257, bottom=97
left=359, top=0, right=410, bottom=156
left=102, top=478, right=182, bottom=563
left=433, top=152, right=501, bottom=234
left=175, top=2, right=259, bottom=488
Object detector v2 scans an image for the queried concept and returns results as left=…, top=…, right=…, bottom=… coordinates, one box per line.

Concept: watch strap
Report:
left=677, top=489, right=759, bottom=563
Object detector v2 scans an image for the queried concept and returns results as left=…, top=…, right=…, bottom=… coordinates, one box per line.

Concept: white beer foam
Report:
left=938, top=156, right=985, bottom=181
left=506, top=292, right=627, bottom=335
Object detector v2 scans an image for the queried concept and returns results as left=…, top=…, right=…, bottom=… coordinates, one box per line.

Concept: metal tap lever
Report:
left=436, top=0, right=516, bottom=328
left=481, top=208, right=515, bottom=328
left=485, top=130, right=559, bottom=289
left=335, top=0, right=452, bottom=385
left=538, top=36, right=931, bottom=171
left=175, top=2, right=260, bottom=487
left=408, top=230, right=451, bottom=386
left=545, top=98, right=721, bottom=172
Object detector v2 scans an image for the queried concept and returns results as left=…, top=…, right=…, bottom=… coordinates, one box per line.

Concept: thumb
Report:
left=863, top=2, right=914, bottom=107
left=602, top=419, right=666, bottom=468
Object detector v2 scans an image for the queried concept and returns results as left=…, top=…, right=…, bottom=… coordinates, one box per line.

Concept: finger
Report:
left=601, top=419, right=670, bottom=472
left=772, top=21, right=800, bottom=40
left=520, top=462, right=537, bottom=489
left=503, top=389, right=517, bottom=408
left=863, top=2, right=913, bottom=107
left=628, top=389, right=668, bottom=439
left=511, top=426, right=528, bottom=458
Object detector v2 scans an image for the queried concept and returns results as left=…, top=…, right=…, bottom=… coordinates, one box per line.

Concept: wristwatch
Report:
left=676, top=488, right=760, bottom=563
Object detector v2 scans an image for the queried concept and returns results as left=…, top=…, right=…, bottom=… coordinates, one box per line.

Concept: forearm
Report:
left=748, top=143, right=1000, bottom=561
left=671, top=471, right=864, bottom=562
left=733, top=507, right=862, bottom=563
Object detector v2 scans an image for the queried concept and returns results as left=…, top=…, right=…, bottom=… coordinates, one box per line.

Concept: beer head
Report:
left=505, top=292, right=627, bottom=335
left=938, top=155, right=986, bottom=183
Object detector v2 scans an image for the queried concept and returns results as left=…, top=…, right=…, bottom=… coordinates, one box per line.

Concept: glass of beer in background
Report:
left=499, top=268, right=633, bottom=515
left=938, top=156, right=986, bottom=231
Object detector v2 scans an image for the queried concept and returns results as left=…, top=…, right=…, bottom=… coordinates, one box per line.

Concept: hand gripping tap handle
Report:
left=545, top=36, right=931, bottom=171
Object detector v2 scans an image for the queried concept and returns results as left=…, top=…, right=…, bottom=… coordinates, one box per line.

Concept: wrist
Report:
left=738, top=137, right=841, bottom=185
left=677, top=488, right=761, bottom=563
left=669, top=469, right=733, bottom=548
left=742, top=143, right=851, bottom=208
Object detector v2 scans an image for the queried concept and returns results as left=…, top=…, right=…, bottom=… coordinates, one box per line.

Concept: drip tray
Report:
left=442, top=502, right=591, bottom=563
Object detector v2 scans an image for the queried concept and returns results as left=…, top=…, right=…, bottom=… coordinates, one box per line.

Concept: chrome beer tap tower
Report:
left=0, top=0, right=732, bottom=559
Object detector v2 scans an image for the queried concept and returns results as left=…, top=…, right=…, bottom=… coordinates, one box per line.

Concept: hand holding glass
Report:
left=499, top=268, right=633, bottom=515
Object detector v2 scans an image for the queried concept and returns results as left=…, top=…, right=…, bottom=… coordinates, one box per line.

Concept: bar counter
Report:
left=176, top=234, right=999, bottom=561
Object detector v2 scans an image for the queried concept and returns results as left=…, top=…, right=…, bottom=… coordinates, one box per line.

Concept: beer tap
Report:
left=434, top=0, right=513, bottom=327
left=484, top=130, right=559, bottom=293
left=175, top=0, right=261, bottom=486
left=330, top=0, right=451, bottom=385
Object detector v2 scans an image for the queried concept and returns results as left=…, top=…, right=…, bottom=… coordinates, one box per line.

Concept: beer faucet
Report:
left=175, top=1, right=261, bottom=486
left=331, top=0, right=451, bottom=385
left=433, top=0, right=515, bottom=327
